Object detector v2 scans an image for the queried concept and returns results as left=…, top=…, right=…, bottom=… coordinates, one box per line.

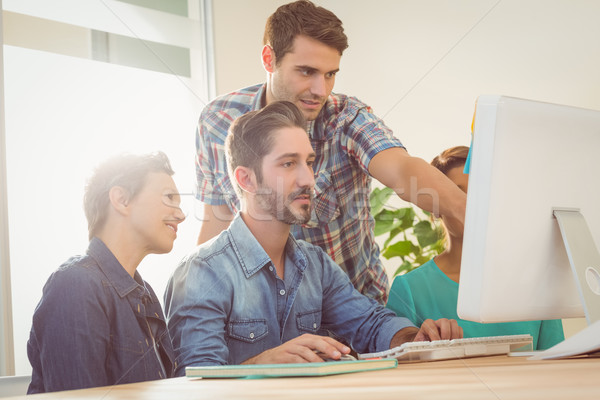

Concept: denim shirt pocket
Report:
left=227, top=319, right=268, bottom=343
left=296, top=310, right=322, bottom=333
left=305, top=171, right=340, bottom=228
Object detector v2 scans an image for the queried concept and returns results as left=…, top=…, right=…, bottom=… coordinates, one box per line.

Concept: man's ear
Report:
left=108, top=186, right=131, bottom=216
left=234, top=166, right=257, bottom=194
left=261, top=44, right=275, bottom=73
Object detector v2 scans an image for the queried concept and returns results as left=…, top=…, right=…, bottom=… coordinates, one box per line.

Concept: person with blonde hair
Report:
left=386, top=146, right=564, bottom=350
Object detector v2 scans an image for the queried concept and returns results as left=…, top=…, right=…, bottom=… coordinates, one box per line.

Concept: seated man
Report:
left=164, top=101, right=462, bottom=372
left=27, top=151, right=186, bottom=393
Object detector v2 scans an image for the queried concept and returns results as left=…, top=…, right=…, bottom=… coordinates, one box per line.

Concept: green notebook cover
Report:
left=185, top=359, right=398, bottom=379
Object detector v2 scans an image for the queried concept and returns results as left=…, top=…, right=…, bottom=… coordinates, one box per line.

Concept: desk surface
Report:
left=12, top=355, right=600, bottom=400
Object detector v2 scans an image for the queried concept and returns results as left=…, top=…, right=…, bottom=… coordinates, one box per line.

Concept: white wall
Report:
left=213, top=0, right=600, bottom=163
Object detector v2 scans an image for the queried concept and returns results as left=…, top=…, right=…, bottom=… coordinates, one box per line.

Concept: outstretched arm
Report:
left=368, top=147, right=467, bottom=237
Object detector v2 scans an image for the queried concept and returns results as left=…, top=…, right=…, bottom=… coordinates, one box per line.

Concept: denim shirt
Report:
left=27, top=238, right=175, bottom=393
left=164, top=214, right=412, bottom=374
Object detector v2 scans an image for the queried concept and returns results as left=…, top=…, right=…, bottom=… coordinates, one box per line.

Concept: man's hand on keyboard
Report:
left=390, top=319, right=463, bottom=347
left=415, top=318, right=463, bottom=342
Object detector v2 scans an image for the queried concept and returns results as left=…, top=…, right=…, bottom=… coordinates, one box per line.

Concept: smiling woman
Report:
left=27, top=152, right=185, bottom=393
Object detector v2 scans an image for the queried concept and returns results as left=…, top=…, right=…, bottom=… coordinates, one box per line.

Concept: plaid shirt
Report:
left=195, top=84, right=404, bottom=304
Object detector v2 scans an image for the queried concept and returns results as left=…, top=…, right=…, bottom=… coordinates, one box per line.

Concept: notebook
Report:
left=185, top=358, right=397, bottom=379
left=358, top=334, right=533, bottom=362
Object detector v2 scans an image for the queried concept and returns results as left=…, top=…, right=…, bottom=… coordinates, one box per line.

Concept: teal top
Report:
left=386, top=259, right=564, bottom=350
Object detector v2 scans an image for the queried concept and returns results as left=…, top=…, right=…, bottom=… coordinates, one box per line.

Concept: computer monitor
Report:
left=457, top=95, right=600, bottom=325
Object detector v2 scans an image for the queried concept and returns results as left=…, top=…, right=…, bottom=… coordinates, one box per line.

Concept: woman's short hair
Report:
left=263, top=0, right=348, bottom=64
left=430, top=145, right=470, bottom=175
left=83, top=151, right=174, bottom=240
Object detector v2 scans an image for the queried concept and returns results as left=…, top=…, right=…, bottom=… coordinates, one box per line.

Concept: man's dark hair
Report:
left=263, top=0, right=348, bottom=64
left=225, top=101, right=307, bottom=197
left=84, top=151, right=174, bottom=240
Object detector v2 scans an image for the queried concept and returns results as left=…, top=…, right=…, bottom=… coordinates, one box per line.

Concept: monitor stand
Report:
left=553, top=208, right=600, bottom=325
left=528, top=209, right=600, bottom=360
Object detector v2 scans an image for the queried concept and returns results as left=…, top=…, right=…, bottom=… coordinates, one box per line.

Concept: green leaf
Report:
left=370, top=187, right=394, bottom=216
left=373, top=209, right=406, bottom=236
left=371, top=186, right=447, bottom=277
left=393, top=260, right=414, bottom=276
left=399, top=207, right=416, bottom=229
left=383, top=227, right=402, bottom=248
left=382, top=240, right=413, bottom=258
left=413, top=220, right=441, bottom=248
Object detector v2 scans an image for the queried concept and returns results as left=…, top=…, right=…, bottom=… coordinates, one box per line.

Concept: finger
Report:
left=437, top=318, right=451, bottom=340
left=419, top=319, right=441, bottom=341
left=273, top=342, right=323, bottom=363
left=284, top=353, right=313, bottom=364
left=453, top=322, right=464, bottom=339
left=320, top=336, right=352, bottom=354
left=292, top=345, right=326, bottom=363
left=311, top=341, right=343, bottom=360
left=295, top=334, right=350, bottom=359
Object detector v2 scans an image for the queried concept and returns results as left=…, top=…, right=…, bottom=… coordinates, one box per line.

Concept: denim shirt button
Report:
left=269, top=265, right=273, bottom=272
left=249, top=332, right=255, bottom=339
left=279, top=289, right=285, bottom=296
left=313, top=323, right=317, bottom=329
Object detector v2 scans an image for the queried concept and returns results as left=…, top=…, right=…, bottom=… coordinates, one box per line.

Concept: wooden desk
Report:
left=11, top=355, right=600, bottom=400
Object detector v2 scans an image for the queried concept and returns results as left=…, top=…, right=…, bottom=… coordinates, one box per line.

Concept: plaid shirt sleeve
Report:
left=196, top=115, right=232, bottom=205
left=195, top=85, right=264, bottom=211
left=195, top=109, right=235, bottom=206
left=340, top=99, right=405, bottom=172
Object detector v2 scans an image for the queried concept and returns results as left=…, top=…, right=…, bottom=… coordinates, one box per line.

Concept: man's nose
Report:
left=298, top=163, right=316, bottom=188
left=310, top=75, right=327, bottom=98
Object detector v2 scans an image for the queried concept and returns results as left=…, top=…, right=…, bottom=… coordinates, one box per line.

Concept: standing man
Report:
left=166, top=101, right=462, bottom=371
left=27, top=152, right=185, bottom=393
left=195, top=0, right=466, bottom=304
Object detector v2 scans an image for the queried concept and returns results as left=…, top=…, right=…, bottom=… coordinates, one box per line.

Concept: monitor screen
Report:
left=457, top=95, right=600, bottom=323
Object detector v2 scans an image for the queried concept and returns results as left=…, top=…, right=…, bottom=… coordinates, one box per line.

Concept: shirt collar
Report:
left=227, top=213, right=309, bottom=279
left=252, top=84, right=267, bottom=111
left=307, top=113, right=326, bottom=141
left=87, top=237, right=146, bottom=298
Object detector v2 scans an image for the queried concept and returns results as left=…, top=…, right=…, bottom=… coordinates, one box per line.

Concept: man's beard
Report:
left=255, top=184, right=313, bottom=225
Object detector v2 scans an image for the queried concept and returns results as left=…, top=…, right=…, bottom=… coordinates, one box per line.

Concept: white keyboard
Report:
left=358, top=334, right=533, bottom=362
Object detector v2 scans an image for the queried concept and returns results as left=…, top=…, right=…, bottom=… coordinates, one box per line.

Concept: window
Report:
left=0, top=0, right=213, bottom=376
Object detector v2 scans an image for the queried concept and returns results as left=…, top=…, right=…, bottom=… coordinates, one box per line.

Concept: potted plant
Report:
left=370, top=187, right=446, bottom=277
